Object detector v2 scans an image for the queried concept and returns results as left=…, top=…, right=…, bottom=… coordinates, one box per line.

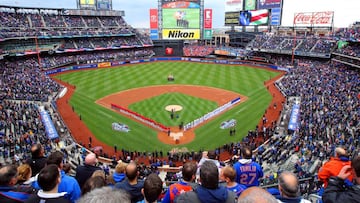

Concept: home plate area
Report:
left=170, top=131, right=183, bottom=140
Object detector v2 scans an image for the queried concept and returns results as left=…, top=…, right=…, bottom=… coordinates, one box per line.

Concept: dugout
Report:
left=152, top=40, right=184, bottom=57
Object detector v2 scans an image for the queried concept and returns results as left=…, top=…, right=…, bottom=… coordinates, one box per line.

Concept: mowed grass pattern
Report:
left=128, top=93, right=218, bottom=127
left=54, top=62, right=280, bottom=152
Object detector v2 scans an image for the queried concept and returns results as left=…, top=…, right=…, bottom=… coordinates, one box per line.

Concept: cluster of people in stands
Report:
left=183, top=45, right=215, bottom=57
left=247, top=34, right=337, bottom=54
left=0, top=142, right=359, bottom=203
left=0, top=10, right=138, bottom=39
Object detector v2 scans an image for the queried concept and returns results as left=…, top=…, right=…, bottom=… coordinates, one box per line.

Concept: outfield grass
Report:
left=54, top=61, right=280, bottom=152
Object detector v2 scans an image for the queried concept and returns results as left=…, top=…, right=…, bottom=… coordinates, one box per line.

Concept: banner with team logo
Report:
left=112, top=122, right=130, bottom=132
left=220, top=119, right=237, bottom=129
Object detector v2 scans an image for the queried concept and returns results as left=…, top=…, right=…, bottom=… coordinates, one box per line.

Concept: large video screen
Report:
left=162, top=8, right=200, bottom=29
left=239, top=9, right=269, bottom=26
left=225, top=9, right=269, bottom=26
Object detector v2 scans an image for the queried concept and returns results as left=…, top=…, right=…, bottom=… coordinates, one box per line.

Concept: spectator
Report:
left=35, top=151, right=81, bottom=203
left=275, top=171, right=311, bottom=203
left=197, top=150, right=222, bottom=176
left=113, top=161, right=127, bottom=183
left=75, top=153, right=102, bottom=188
left=16, top=164, right=36, bottom=194
left=176, top=160, right=236, bottom=203
left=233, top=146, right=263, bottom=187
left=318, top=147, right=353, bottom=188
left=77, top=187, right=131, bottom=203
left=322, top=155, right=360, bottom=203
left=238, top=187, right=278, bottom=203
left=139, top=173, right=163, bottom=203
left=26, top=144, right=47, bottom=177
left=91, top=170, right=106, bottom=179
left=81, top=176, right=107, bottom=196
left=25, top=164, right=70, bottom=203
left=162, top=161, right=197, bottom=203
left=220, top=166, right=247, bottom=198
left=0, top=164, right=31, bottom=202
left=114, top=162, right=144, bottom=203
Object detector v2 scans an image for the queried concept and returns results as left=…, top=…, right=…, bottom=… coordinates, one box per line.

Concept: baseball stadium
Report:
left=0, top=0, right=359, bottom=202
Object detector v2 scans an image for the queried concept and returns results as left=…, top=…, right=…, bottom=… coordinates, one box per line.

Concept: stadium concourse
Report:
left=0, top=6, right=359, bottom=203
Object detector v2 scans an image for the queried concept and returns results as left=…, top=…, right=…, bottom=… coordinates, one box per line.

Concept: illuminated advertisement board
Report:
left=80, top=0, right=96, bottom=9
left=204, top=9, right=212, bottom=28
left=293, top=11, right=334, bottom=26
left=162, top=8, right=200, bottom=29
left=162, top=29, right=200, bottom=39
left=97, top=0, right=111, bottom=10
left=80, top=0, right=95, bottom=5
left=257, top=0, right=281, bottom=9
left=150, top=9, right=158, bottom=29
left=270, top=7, right=281, bottom=25
left=225, top=12, right=240, bottom=26
left=225, top=0, right=243, bottom=12
left=244, top=0, right=256, bottom=10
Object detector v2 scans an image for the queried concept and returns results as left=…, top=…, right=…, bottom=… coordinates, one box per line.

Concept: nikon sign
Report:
left=162, top=29, right=200, bottom=39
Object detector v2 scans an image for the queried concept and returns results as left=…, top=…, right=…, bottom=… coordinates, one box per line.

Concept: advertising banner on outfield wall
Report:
left=162, top=29, right=200, bottom=39
left=150, top=9, right=158, bottom=29
left=204, top=9, right=212, bottom=28
left=98, top=62, right=111, bottom=68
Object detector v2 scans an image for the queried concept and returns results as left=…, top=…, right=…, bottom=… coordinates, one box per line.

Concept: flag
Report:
left=250, top=9, right=269, bottom=26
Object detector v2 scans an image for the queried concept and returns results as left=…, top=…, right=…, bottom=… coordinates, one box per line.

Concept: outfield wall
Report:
left=44, top=57, right=289, bottom=75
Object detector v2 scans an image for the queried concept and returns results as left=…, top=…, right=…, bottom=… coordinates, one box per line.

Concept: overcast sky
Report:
left=0, top=0, right=359, bottom=28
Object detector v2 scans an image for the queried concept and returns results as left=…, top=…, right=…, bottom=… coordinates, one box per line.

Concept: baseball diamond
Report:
left=53, top=61, right=283, bottom=154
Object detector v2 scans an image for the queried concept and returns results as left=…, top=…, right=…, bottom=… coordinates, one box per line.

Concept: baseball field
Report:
left=54, top=61, right=281, bottom=153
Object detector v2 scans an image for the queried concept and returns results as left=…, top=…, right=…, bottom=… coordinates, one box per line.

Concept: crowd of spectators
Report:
left=334, top=43, right=360, bottom=57
left=183, top=45, right=215, bottom=57
left=0, top=11, right=140, bottom=40
left=247, top=34, right=338, bottom=55
left=0, top=58, right=61, bottom=101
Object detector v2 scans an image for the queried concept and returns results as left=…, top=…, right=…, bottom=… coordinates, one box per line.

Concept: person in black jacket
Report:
left=322, top=155, right=360, bottom=203
left=26, top=144, right=47, bottom=177
left=25, top=164, right=70, bottom=203
left=75, top=153, right=102, bottom=188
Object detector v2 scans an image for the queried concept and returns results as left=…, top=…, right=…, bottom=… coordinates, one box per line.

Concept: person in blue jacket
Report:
left=33, top=151, right=81, bottom=203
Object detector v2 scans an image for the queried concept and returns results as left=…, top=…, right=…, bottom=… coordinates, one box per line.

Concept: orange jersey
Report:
left=318, top=157, right=353, bottom=187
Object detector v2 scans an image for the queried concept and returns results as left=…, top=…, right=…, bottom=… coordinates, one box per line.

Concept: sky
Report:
left=0, top=0, right=359, bottom=28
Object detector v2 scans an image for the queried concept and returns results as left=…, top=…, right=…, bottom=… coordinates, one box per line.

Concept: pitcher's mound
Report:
left=165, top=105, right=183, bottom=112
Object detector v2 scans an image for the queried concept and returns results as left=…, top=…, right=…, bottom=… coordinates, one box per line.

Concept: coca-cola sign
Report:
left=294, top=11, right=334, bottom=25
